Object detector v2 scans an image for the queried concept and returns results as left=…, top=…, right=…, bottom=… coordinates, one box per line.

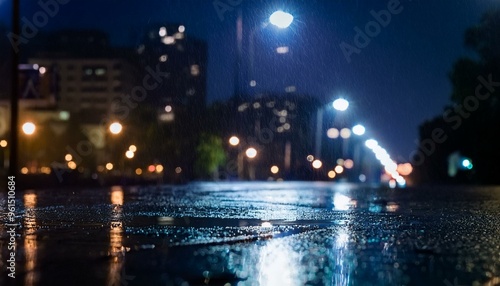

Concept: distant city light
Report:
left=365, top=139, right=378, bottom=149
left=21, top=167, right=29, bottom=174
left=249, top=80, right=257, bottom=87
left=269, top=10, right=294, bottom=29
left=352, top=124, right=366, bottom=136
left=270, top=165, right=279, bottom=174
left=106, top=163, right=114, bottom=171
left=246, top=148, right=257, bottom=159
left=175, top=167, right=182, bottom=174
left=22, top=122, right=36, bottom=135
left=67, top=161, right=77, bottom=170
left=165, top=105, right=172, bottom=112
left=344, top=159, right=354, bottom=169
left=129, top=145, right=137, bottom=152
left=397, top=163, right=413, bottom=176
left=156, top=165, right=164, bottom=173
left=337, top=158, right=345, bottom=166
left=285, top=85, right=296, bottom=93
left=39, top=66, right=46, bottom=74
left=312, top=159, right=323, bottom=169
left=59, top=111, right=70, bottom=121
left=109, top=122, right=122, bottom=135
left=333, top=98, right=349, bottom=111
left=125, top=150, right=135, bottom=159
left=229, top=136, right=240, bottom=146
left=334, top=165, right=344, bottom=174
left=328, top=171, right=336, bottom=179
left=276, top=46, right=289, bottom=54
left=340, top=128, right=351, bottom=139
left=148, top=165, right=156, bottom=173
left=159, top=55, right=168, bottom=62
left=327, top=128, right=340, bottom=139
left=178, top=25, right=185, bottom=33
left=0, top=140, right=7, bottom=147
left=135, top=168, right=143, bottom=175
left=462, top=159, right=473, bottom=170
left=162, top=36, right=175, bottom=45
left=65, top=154, right=72, bottom=161
left=359, top=174, right=367, bottom=182
left=190, top=65, right=200, bottom=76
left=261, top=221, right=273, bottom=228
left=306, top=155, right=314, bottom=162
left=159, top=27, right=167, bottom=37
left=389, top=179, right=397, bottom=189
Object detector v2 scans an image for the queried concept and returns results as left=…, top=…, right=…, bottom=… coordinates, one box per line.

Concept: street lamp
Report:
left=229, top=136, right=240, bottom=146
left=245, top=147, right=257, bottom=159
left=21, top=122, right=37, bottom=173
left=269, top=11, right=294, bottom=29
left=314, top=98, right=350, bottom=158
left=109, top=122, right=122, bottom=135
left=352, top=124, right=366, bottom=136
left=333, top=98, right=349, bottom=112
left=248, top=10, right=294, bottom=89
left=22, top=122, right=36, bottom=135
left=245, top=147, right=258, bottom=180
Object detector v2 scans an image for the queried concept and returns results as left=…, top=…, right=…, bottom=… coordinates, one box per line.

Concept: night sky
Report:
left=2, top=0, right=500, bottom=161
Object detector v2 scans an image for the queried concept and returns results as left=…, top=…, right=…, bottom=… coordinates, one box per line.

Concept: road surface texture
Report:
left=1, top=182, right=500, bottom=285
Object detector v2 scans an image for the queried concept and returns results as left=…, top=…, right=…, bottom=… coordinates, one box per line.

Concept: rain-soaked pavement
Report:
left=1, top=182, right=500, bottom=286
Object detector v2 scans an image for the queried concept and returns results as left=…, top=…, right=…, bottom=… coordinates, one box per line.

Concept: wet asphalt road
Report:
left=0, top=182, right=500, bottom=286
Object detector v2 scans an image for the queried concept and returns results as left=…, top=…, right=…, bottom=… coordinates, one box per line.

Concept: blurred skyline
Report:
left=2, top=0, right=500, bottom=160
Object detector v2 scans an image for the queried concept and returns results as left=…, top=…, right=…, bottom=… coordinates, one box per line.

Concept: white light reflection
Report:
left=333, top=193, right=354, bottom=211
left=24, top=192, right=38, bottom=286
left=258, top=239, right=301, bottom=285
left=108, top=186, right=126, bottom=286
left=332, top=228, right=351, bottom=286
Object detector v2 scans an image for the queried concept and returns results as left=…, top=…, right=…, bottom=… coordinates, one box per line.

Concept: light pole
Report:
left=9, top=0, right=20, bottom=179
left=228, top=136, right=243, bottom=179
left=245, top=147, right=258, bottom=180
left=22, top=122, right=36, bottom=173
left=314, top=98, right=349, bottom=159
left=107, top=122, right=123, bottom=174
left=246, top=10, right=294, bottom=90
left=234, top=8, right=293, bottom=96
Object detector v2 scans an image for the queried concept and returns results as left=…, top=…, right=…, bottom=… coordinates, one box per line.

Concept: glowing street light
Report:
left=312, top=159, right=323, bottom=169
left=129, top=145, right=137, bottom=152
left=125, top=150, right=135, bottom=159
left=269, top=10, right=294, bottom=29
left=352, top=124, right=366, bottom=136
left=0, top=140, right=7, bottom=147
left=229, top=136, right=240, bottom=146
left=332, top=98, right=349, bottom=111
left=365, top=139, right=379, bottom=149
left=270, top=165, right=279, bottom=174
left=109, top=122, right=122, bottom=135
left=246, top=147, right=257, bottom=159
left=462, top=159, right=473, bottom=170
left=22, top=122, right=36, bottom=135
